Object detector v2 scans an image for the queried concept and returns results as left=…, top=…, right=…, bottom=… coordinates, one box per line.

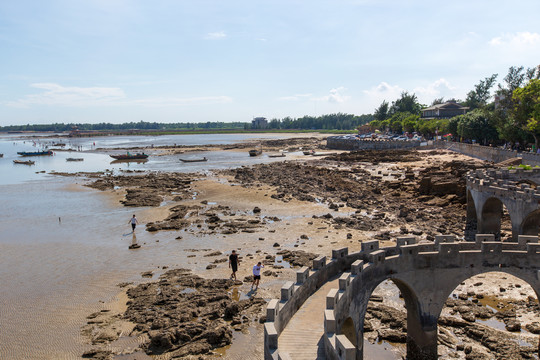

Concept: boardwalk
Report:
left=278, top=278, right=339, bottom=359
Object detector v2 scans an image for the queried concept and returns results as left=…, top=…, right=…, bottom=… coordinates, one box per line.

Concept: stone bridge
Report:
left=467, top=168, right=540, bottom=241
left=264, top=235, right=540, bottom=360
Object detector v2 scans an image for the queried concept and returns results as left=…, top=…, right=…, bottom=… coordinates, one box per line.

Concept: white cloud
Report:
left=131, top=96, right=233, bottom=107
left=5, top=83, right=232, bottom=108
left=278, top=93, right=312, bottom=101
left=363, top=82, right=403, bottom=96
left=6, top=83, right=126, bottom=107
left=414, top=78, right=456, bottom=99
left=205, top=31, right=227, bottom=40
left=489, top=32, right=540, bottom=47
left=318, top=87, right=350, bottom=103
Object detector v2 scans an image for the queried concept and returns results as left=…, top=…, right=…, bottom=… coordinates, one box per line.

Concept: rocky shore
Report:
left=75, top=141, right=536, bottom=359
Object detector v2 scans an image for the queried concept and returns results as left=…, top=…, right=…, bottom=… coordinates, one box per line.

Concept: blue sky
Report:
left=1, top=0, right=539, bottom=125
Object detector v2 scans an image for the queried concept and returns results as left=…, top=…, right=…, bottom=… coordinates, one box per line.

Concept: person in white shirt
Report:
left=129, top=214, right=139, bottom=232
left=252, top=262, right=264, bottom=289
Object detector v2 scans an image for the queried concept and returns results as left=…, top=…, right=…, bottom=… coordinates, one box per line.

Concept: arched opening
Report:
left=521, top=209, right=540, bottom=236
left=465, top=190, right=478, bottom=241
left=440, top=272, right=539, bottom=359
left=342, top=317, right=356, bottom=347
left=481, top=197, right=512, bottom=240
left=363, top=279, right=407, bottom=359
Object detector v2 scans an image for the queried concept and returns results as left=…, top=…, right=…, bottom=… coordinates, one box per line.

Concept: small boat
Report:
left=13, top=160, right=35, bottom=165
left=0, top=154, right=3, bottom=158
left=249, top=149, right=262, bottom=157
left=110, top=152, right=149, bottom=160
left=66, top=158, right=84, bottom=162
left=303, top=150, right=315, bottom=155
left=268, top=153, right=286, bottom=158
left=17, top=150, right=53, bottom=156
left=180, top=157, right=208, bottom=163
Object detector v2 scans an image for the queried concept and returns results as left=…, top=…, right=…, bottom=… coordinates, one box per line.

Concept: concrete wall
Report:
left=435, top=140, right=540, bottom=166
left=326, top=137, right=420, bottom=150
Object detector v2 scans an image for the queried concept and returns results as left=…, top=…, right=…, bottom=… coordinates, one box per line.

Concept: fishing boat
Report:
left=17, top=150, right=53, bottom=156
left=303, top=150, right=315, bottom=155
left=109, top=152, right=149, bottom=160
left=13, top=160, right=35, bottom=165
left=66, top=157, right=84, bottom=162
left=268, top=153, right=286, bottom=158
left=179, top=157, right=208, bottom=163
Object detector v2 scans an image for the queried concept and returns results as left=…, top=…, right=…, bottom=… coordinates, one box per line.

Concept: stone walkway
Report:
left=278, top=278, right=339, bottom=359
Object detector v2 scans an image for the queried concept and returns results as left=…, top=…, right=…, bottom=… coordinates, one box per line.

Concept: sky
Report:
left=1, top=0, right=539, bottom=126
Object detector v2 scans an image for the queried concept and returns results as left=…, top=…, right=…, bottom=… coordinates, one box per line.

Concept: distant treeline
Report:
left=0, top=113, right=374, bottom=132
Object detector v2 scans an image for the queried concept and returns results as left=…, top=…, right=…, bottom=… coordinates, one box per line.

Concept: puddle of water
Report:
left=230, top=286, right=250, bottom=302
left=274, top=255, right=291, bottom=269
left=180, top=287, right=196, bottom=294
left=363, top=338, right=405, bottom=360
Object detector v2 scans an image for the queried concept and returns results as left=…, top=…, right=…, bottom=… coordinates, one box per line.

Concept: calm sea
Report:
left=0, top=133, right=313, bottom=359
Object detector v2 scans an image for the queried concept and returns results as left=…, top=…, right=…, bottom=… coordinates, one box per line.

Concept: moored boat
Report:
left=13, top=160, right=35, bottom=165
left=66, top=158, right=84, bottom=162
left=109, top=152, right=149, bottom=160
left=249, top=149, right=262, bottom=156
left=17, top=150, right=53, bottom=156
left=268, top=153, right=286, bottom=158
left=180, top=157, right=208, bottom=163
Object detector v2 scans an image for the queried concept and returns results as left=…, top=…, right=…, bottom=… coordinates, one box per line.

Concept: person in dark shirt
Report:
left=229, top=250, right=239, bottom=280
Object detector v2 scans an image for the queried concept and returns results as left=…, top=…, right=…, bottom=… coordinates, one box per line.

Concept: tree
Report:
left=464, top=74, right=498, bottom=110
left=512, top=79, right=540, bottom=148
left=455, top=109, right=499, bottom=144
left=402, top=114, right=419, bottom=133
left=431, top=97, right=444, bottom=106
left=374, top=101, right=390, bottom=120
left=391, top=92, right=421, bottom=115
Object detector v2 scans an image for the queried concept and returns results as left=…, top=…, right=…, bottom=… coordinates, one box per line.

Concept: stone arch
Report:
left=466, top=189, right=478, bottom=240
left=521, top=209, right=540, bottom=236
left=342, top=317, right=357, bottom=347
left=480, top=197, right=512, bottom=239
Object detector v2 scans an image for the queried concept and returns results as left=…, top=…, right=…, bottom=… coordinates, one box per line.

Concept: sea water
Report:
left=0, top=132, right=310, bottom=359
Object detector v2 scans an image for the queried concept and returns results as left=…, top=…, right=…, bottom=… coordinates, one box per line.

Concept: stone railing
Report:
left=326, top=137, right=420, bottom=151
left=264, top=234, right=540, bottom=360
left=435, top=140, right=540, bottom=166
left=322, top=234, right=540, bottom=360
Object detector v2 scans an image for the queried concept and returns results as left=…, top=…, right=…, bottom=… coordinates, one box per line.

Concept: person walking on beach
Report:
left=129, top=214, right=139, bottom=232
left=229, top=250, right=239, bottom=280
left=252, top=261, right=264, bottom=290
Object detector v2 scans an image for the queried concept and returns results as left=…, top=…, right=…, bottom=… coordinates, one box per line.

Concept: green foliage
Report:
left=454, top=109, right=499, bottom=143
left=511, top=79, right=540, bottom=146
left=374, top=101, right=390, bottom=120
left=465, top=74, right=498, bottom=110
left=391, top=92, right=422, bottom=115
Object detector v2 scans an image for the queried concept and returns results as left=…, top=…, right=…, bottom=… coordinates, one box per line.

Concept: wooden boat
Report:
left=180, top=157, right=208, bottom=163
left=13, top=160, right=35, bottom=165
left=109, top=152, right=149, bottom=160
left=249, top=149, right=262, bottom=157
left=268, top=153, right=286, bottom=158
left=303, top=150, right=315, bottom=155
left=17, top=150, right=53, bottom=156
left=66, top=157, right=84, bottom=161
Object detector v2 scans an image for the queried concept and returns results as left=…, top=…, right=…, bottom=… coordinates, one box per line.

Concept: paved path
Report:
left=278, top=278, right=339, bottom=359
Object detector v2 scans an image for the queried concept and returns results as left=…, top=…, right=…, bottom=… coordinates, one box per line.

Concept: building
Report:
left=421, top=101, right=468, bottom=119
left=251, top=117, right=268, bottom=129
